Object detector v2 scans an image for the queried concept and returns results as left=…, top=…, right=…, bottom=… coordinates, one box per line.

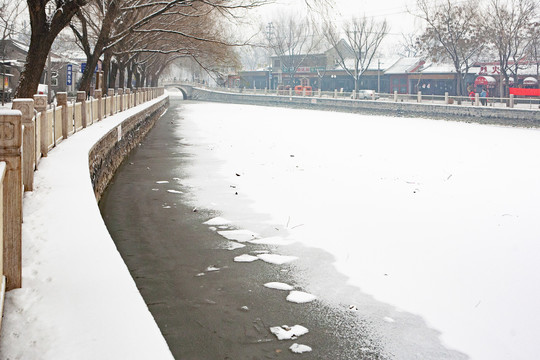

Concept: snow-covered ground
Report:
left=0, top=96, right=173, bottom=360
left=176, top=102, right=540, bottom=360
left=2, top=90, right=540, bottom=359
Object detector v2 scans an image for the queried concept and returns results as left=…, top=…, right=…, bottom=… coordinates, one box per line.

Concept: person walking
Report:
left=480, top=88, right=487, bottom=106
left=469, top=90, right=476, bottom=105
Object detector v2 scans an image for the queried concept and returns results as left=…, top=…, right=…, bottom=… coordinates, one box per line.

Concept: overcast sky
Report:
left=248, top=0, right=423, bottom=53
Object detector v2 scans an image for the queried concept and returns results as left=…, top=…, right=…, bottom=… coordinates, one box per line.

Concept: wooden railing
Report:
left=0, top=87, right=165, bottom=306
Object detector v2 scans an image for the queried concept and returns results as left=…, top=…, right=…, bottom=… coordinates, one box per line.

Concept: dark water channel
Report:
left=99, top=98, right=468, bottom=360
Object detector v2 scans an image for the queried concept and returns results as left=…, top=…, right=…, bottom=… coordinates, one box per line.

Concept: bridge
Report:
left=162, top=81, right=195, bottom=99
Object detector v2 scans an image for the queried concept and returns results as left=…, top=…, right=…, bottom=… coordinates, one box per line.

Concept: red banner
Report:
left=509, top=88, right=540, bottom=96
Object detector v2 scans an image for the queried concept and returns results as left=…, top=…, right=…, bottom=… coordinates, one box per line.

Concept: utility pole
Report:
left=266, top=22, right=274, bottom=89
left=377, top=59, right=380, bottom=93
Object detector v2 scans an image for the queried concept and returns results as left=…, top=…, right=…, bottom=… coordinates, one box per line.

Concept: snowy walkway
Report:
left=0, top=95, right=173, bottom=360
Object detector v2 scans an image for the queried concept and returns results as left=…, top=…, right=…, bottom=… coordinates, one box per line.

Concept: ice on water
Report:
left=249, top=236, right=293, bottom=246
left=257, top=253, right=298, bottom=265
left=204, top=217, right=233, bottom=226
left=269, top=325, right=309, bottom=340
left=264, top=282, right=294, bottom=291
left=234, top=254, right=259, bottom=262
left=286, top=291, right=317, bottom=304
left=217, top=229, right=259, bottom=242
left=290, top=343, right=312, bottom=354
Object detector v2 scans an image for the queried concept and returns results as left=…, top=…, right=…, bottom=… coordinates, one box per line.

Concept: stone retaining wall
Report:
left=89, top=97, right=169, bottom=200
left=191, top=88, right=540, bottom=127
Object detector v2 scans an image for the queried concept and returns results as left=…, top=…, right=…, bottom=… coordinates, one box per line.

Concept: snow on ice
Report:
left=217, top=229, right=259, bottom=242
left=233, top=254, right=259, bottom=262
left=203, top=216, right=232, bottom=226
left=264, top=282, right=295, bottom=291
left=269, top=325, right=309, bottom=340
left=286, top=291, right=317, bottom=304
left=289, top=343, right=313, bottom=354
left=257, top=254, right=298, bottom=265
left=178, top=102, right=540, bottom=360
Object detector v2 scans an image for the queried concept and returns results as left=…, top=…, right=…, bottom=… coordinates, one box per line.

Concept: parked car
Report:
left=0, top=87, right=12, bottom=102
left=356, top=89, right=379, bottom=100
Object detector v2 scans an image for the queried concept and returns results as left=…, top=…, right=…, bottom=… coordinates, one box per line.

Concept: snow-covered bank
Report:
left=177, top=102, right=540, bottom=360
left=0, top=95, right=173, bottom=360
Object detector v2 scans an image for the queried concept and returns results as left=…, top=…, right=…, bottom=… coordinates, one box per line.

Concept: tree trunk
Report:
left=109, top=60, right=118, bottom=89
left=15, top=0, right=86, bottom=99
left=101, top=50, right=111, bottom=94
left=118, top=63, right=126, bottom=89
left=127, top=62, right=134, bottom=89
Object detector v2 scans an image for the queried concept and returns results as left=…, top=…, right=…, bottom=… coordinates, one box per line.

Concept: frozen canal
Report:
left=101, top=94, right=540, bottom=359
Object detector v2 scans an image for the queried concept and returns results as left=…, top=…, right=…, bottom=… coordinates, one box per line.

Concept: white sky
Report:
left=244, top=0, right=423, bottom=55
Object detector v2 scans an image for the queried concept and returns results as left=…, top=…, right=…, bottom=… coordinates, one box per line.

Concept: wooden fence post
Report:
left=95, top=89, right=103, bottom=121
left=12, top=99, right=35, bottom=192
left=33, top=95, right=48, bottom=157
left=0, top=110, right=22, bottom=290
left=108, top=89, right=114, bottom=116
left=118, top=88, right=124, bottom=112
left=77, top=91, right=87, bottom=128
left=56, top=92, right=69, bottom=139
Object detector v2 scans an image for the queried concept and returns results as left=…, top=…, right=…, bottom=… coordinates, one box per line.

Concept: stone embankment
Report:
left=189, top=87, right=540, bottom=127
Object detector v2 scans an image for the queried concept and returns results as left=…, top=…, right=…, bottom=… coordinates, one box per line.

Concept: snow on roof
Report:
left=420, top=62, right=457, bottom=74
left=384, top=57, right=423, bottom=74
left=337, top=57, right=401, bottom=72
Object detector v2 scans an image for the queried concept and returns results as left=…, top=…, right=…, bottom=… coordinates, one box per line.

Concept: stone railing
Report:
left=0, top=87, right=165, bottom=308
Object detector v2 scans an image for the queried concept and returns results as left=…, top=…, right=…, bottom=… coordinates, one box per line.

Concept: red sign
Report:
left=509, top=88, right=540, bottom=96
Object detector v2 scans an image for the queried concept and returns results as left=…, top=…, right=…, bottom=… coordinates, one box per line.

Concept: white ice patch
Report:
left=286, top=291, right=317, bottom=304
left=151, top=188, right=159, bottom=191
left=234, top=254, right=259, bottom=263
left=270, top=325, right=309, bottom=340
left=290, top=343, right=312, bottom=354
left=225, top=242, right=246, bottom=250
left=155, top=180, right=169, bottom=184
left=384, top=317, right=395, bottom=323
left=249, top=236, right=292, bottom=246
left=166, top=189, right=183, bottom=194
left=204, top=217, right=232, bottom=226
left=217, top=229, right=259, bottom=242
left=208, top=227, right=217, bottom=231
left=206, top=266, right=220, bottom=272
left=264, top=282, right=294, bottom=291
left=257, top=254, right=298, bottom=265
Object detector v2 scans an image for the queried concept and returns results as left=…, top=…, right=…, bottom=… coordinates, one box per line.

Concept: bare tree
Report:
left=415, top=0, right=484, bottom=96
left=484, top=0, right=538, bottom=96
left=398, top=32, right=421, bottom=58
left=0, top=1, right=25, bottom=104
left=15, top=0, right=88, bottom=99
left=324, top=15, right=388, bottom=95
left=265, top=13, right=322, bottom=87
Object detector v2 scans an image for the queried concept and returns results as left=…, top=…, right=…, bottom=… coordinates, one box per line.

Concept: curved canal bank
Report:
left=0, top=95, right=174, bottom=360
left=99, top=97, right=477, bottom=359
